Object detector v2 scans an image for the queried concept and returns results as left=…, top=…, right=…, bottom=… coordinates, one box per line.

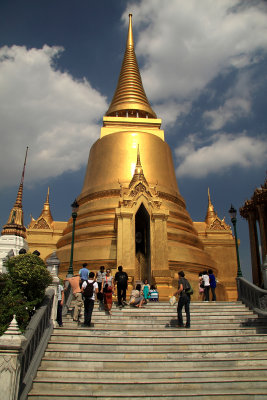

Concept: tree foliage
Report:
left=0, top=253, right=52, bottom=335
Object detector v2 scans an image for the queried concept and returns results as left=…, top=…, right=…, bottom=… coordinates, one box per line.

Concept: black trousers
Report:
left=83, top=298, right=94, bottom=326
left=97, top=282, right=103, bottom=302
left=117, top=284, right=127, bottom=305
left=210, top=286, right=216, bottom=301
left=204, top=286, right=210, bottom=301
left=56, top=300, right=63, bottom=326
left=177, top=295, right=190, bottom=327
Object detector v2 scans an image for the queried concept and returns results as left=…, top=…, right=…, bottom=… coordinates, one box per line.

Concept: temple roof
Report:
left=1, top=147, right=28, bottom=238
left=105, top=14, right=157, bottom=119
left=28, top=187, right=54, bottom=229
left=240, top=177, right=267, bottom=218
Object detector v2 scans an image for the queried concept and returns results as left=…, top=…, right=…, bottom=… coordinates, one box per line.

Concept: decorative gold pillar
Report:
left=248, top=212, right=262, bottom=286
left=116, top=208, right=135, bottom=271
left=151, top=210, right=169, bottom=271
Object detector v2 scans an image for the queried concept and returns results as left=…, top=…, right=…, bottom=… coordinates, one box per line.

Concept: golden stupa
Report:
left=54, top=15, right=238, bottom=300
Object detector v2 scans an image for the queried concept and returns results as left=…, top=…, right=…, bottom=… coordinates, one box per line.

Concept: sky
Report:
left=0, top=0, right=266, bottom=281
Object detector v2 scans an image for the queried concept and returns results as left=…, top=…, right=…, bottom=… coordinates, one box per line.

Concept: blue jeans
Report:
left=177, top=295, right=190, bottom=327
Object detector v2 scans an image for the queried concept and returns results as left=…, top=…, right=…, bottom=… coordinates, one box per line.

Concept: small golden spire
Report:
left=106, top=14, right=157, bottom=119
left=205, top=187, right=217, bottom=225
left=1, top=147, right=28, bottom=238
left=39, top=187, right=54, bottom=225
left=130, top=145, right=148, bottom=187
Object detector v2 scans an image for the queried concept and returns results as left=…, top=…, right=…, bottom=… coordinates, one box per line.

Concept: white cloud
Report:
left=0, top=45, right=108, bottom=189
left=203, top=71, right=253, bottom=130
left=123, top=0, right=267, bottom=125
left=175, top=133, right=267, bottom=178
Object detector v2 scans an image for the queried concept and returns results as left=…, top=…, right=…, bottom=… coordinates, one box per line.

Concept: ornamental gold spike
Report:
left=205, top=187, right=217, bottom=225
left=129, top=145, right=148, bottom=187
left=1, top=147, right=28, bottom=238
left=39, top=187, right=53, bottom=225
left=105, top=14, right=157, bottom=119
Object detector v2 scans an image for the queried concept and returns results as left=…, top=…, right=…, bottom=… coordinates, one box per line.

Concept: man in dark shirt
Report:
left=114, top=265, right=128, bottom=308
left=173, top=271, right=191, bottom=328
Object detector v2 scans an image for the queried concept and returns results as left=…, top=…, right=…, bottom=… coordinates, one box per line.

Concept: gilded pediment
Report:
left=33, top=217, right=51, bottom=230
left=207, top=217, right=230, bottom=231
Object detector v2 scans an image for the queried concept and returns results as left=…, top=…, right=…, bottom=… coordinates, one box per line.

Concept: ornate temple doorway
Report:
left=135, top=203, right=151, bottom=282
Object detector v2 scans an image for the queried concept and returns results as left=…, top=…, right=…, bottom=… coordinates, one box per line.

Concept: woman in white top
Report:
left=202, top=271, right=210, bottom=301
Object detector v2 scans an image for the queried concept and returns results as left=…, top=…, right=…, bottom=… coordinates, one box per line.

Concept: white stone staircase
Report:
left=27, top=301, right=267, bottom=399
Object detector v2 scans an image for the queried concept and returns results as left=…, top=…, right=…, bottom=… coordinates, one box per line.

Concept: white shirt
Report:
left=82, top=280, right=98, bottom=300
left=202, top=274, right=210, bottom=287
left=57, top=284, right=64, bottom=301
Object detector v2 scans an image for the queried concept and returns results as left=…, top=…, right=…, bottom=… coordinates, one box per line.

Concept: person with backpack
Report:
left=81, top=271, right=98, bottom=327
left=173, top=271, right=191, bottom=328
left=114, top=265, right=128, bottom=308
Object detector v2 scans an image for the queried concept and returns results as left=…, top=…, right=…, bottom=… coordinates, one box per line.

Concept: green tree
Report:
left=0, top=253, right=53, bottom=335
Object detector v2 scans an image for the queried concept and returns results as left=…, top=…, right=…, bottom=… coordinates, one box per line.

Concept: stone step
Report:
left=53, top=326, right=267, bottom=336
left=44, top=347, right=267, bottom=360
left=49, top=332, right=267, bottom=344
left=39, top=356, right=267, bottom=370
left=46, top=340, right=267, bottom=352
left=59, top=320, right=263, bottom=329
left=36, top=366, right=267, bottom=380
left=27, top=393, right=267, bottom=400
left=29, top=378, right=267, bottom=394
left=65, top=312, right=257, bottom=319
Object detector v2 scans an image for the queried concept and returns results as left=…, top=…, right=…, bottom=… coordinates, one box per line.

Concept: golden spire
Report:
left=205, top=188, right=217, bottom=225
left=106, top=14, right=157, bottom=119
left=1, top=147, right=28, bottom=238
left=129, top=145, right=148, bottom=187
left=38, top=187, right=54, bottom=225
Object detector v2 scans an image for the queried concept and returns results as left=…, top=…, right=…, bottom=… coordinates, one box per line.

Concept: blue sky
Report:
left=0, top=0, right=266, bottom=281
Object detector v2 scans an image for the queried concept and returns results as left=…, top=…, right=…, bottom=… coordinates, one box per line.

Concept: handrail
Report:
left=237, top=277, right=267, bottom=316
left=19, top=288, right=54, bottom=400
left=62, top=280, right=73, bottom=316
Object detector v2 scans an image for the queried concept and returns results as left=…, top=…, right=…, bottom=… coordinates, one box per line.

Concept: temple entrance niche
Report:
left=135, top=203, right=151, bottom=282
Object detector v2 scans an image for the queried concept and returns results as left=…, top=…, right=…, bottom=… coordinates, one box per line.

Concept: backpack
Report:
left=181, top=278, right=194, bottom=296
left=83, top=280, right=94, bottom=298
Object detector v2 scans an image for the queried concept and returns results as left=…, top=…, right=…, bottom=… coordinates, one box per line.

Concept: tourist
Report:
left=148, top=285, right=159, bottom=301
left=95, top=265, right=106, bottom=304
left=173, top=271, right=191, bottom=328
left=141, top=279, right=150, bottom=303
left=102, top=268, right=114, bottom=315
left=208, top=269, right=217, bottom=301
left=79, top=263, right=89, bottom=286
left=19, top=248, right=27, bottom=254
left=64, top=274, right=83, bottom=322
left=202, top=270, right=210, bottom=301
left=114, top=265, right=128, bottom=308
left=56, top=281, right=64, bottom=327
left=129, top=284, right=145, bottom=308
left=81, top=271, right=98, bottom=327
left=198, top=272, right=205, bottom=301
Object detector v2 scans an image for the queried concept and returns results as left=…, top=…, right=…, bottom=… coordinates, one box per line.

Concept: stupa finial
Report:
left=105, top=14, right=156, bottom=119
left=205, top=187, right=217, bottom=225
left=1, top=147, right=28, bottom=238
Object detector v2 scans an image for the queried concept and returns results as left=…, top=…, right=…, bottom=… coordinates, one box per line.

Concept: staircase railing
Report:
left=62, top=280, right=73, bottom=316
left=19, top=288, right=54, bottom=400
left=237, top=277, right=267, bottom=316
